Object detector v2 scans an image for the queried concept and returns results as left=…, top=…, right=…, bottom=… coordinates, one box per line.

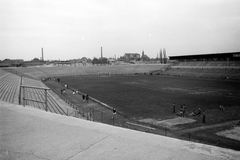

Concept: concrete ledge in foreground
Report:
left=0, top=101, right=239, bottom=160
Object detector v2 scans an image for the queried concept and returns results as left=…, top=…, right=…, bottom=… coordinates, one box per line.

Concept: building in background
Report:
left=107, top=58, right=117, bottom=65
left=0, top=59, right=24, bottom=67
left=124, top=53, right=140, bottom=63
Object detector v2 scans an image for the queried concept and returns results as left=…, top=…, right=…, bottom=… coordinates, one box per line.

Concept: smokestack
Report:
left=101, top=47, right=102, bottom=58
left=41, top=48, right=44, bottom=61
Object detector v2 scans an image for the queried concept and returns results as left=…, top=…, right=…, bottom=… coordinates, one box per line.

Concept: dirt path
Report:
left=179, top=120, right=239, bottom=134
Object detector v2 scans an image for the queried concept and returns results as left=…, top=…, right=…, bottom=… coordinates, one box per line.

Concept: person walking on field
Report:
left=182, top=104, right=187, bottom=117
left=180, top=105, right=184, bottom=117
left=202, top=114, right=206, bottom=123
left=202, top=110, right=206, bottom=124
left=172, top=103, right=176, bottom=113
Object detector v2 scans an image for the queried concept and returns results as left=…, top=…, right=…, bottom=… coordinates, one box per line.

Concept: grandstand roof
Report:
left=169, top=52, right=240, bottom=61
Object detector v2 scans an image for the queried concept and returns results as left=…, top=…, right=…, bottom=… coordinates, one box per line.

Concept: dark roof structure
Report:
left=169, top=52, right=240, bottom=61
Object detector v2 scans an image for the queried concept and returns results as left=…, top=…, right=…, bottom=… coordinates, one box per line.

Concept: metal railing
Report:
left=20, top=85, right=50, bottom=111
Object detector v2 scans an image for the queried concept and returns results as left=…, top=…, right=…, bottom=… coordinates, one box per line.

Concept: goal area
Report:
left=98, top=72, right=111, bottom=77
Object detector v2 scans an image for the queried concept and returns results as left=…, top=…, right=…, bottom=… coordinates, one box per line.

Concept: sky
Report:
left=1, top=0, right=240, bottom=61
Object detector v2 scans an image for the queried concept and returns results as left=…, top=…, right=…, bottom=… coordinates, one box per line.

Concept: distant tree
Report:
left=92, top=57, right=99, bottom=65
left=142, top=55, right=150, bottom=61
left=32, top=58, right=40, bottom=61
left=81, top=57, right=87, bottom=60
left=163, top=48, right=167, bottom=64
left=99, top=57, right=108, bottom=65
left=160, top=49, right=163, bottom=64
left=3, top=59, right=10, bottom=62
left=136, top=57, right=141, bottom=61
left=87, top=58, right=92, bottom=63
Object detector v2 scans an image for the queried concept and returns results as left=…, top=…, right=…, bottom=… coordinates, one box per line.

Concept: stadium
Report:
left=1, top=51, right=240, bottom=159
left=2, top=0, right=240, bottom=158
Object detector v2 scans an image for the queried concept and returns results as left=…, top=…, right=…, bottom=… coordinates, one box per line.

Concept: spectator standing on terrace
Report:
left=61, top=89, right=65, bottom=94
left=172, top=103, right=176, bottom=113
left=86, top=94, right=89, bottom=103
left=112, top=108, right=117, bottom=119
left=82, top=94, right=85, bottom=102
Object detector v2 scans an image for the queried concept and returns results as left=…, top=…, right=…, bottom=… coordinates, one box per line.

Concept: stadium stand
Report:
left=161, top=67, right=240, bottom=80
left=0, top=68, right=9, bottom=77
left=0, top=69, right=71, bottom=116
left=3, top=61, right=240, bottom=81
left=21, top=77, right=68, bottom=115
left=167, top=52, right=240, bottom=80
left=0, top=71, right=21, bottom=104
left=169, top=52, right=240, bottom=68
left=4, top=64, right=170, bottom=79
left=174, top=61, right=240, bottom=67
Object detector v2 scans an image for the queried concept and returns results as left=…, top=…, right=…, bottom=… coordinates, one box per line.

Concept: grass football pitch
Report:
left=59, top=74, right=240, bottom=127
